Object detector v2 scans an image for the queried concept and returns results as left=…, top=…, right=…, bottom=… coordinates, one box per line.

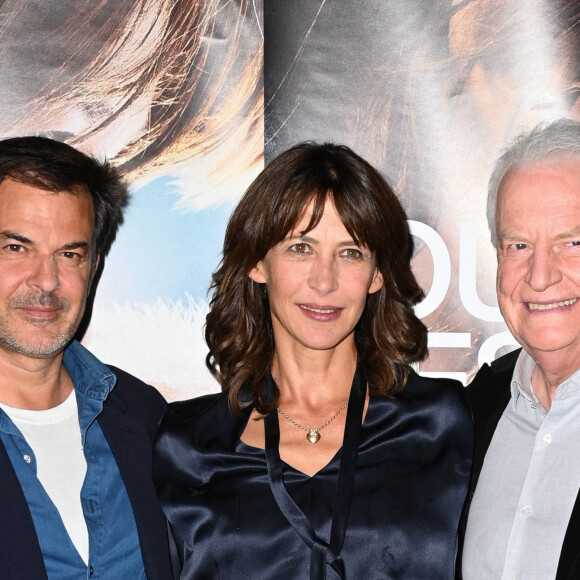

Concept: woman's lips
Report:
left=298, top=303, right=343, bottom=321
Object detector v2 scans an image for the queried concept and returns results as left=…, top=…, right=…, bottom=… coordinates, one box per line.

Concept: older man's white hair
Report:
left=487, top=118, right=580, bottom=246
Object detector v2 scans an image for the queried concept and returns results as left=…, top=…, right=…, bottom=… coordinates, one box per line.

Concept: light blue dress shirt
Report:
left=463, top=350, right=580, bottom=580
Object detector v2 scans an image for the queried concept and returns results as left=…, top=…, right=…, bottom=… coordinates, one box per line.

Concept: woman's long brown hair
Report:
left=206, top=142, right=428, bottom=415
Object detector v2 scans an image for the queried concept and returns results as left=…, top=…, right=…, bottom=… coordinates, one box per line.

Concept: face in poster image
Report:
left=0, top=0, right=264, bottom=399
left=264, top=0, right=580, bottom=382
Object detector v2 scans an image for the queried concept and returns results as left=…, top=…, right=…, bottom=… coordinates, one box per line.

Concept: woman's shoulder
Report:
left=396, top=370, right=471, bottom=425
left=162, top=391, right=228, bottom=426
left=400, top=369, right=466, bottom=400
left=154, top=392, right=243, bottom=492
left=156, top=390, right=249, bottom=452
left=391, top=370, right=473, bottom=455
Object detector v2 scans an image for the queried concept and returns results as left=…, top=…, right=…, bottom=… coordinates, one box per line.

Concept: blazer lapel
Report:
left=557, top=491, right=580, bottom=579
left=467, top=350, right=516, bottom=491
left=0, top=440, right=47, bottom=579
left=97, top=387, right=170, bottom=580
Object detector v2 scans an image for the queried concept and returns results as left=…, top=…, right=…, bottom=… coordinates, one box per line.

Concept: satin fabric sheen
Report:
left=153, top=371, right=472, bottom=579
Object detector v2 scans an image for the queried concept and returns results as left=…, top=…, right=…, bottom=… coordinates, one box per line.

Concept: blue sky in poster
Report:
left=96, top=175, right=236, bottom=305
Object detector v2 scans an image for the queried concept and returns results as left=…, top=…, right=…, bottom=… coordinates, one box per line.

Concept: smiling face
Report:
left=496, top=159, right=580, bottom=369
left=249, top=199, right=383, bottom=357
left=0, top=179, right=95, bottom=361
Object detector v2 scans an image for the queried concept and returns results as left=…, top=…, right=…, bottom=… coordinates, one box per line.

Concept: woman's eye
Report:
left=290, top=243, right=310, bottom=254
left=342, top=248, right=363, bottom=259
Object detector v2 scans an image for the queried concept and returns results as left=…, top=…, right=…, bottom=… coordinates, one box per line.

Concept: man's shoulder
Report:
left=485, top=348, right=521, bottom=375
left=107, top=364, right=163, bottom=395
left=105, top=365, right=167, bottom=420
left=65, top=341, right=165, bottom=407
left=469, top=348, right=519, bottom=388
left=466, top=348, right=519, bottom=416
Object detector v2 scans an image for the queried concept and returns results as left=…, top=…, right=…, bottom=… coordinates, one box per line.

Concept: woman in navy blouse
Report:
left=153, top=142, right=472, bottom=579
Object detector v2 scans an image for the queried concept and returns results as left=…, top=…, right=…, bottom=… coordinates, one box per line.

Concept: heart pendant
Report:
left=307, top=429, right=320, bottom=444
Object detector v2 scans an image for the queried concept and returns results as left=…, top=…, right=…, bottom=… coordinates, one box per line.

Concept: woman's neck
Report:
left=271, top=342, right=357, bottom=408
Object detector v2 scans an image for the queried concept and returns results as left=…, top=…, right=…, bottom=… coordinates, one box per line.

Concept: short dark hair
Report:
left=0, top=136, right=128, bottom=258
left=205, top=142, right=427, bottom=414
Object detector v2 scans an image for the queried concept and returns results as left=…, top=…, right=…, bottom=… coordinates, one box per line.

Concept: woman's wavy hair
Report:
left=206, top=142, right=427, bottom=414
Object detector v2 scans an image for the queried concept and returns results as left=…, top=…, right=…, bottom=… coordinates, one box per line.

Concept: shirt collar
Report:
left=511, top=350, right=537, bottom=407
left=62, top=340, right=116, bottom=402
left=0, top=341, right=116, bottom=436
left=511, top=349, right=580, bottom=409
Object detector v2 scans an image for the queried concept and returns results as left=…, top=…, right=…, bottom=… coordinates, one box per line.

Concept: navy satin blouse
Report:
left=153, top=371, right=472, bottom=579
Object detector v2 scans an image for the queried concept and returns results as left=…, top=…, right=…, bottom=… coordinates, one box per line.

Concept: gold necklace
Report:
left=276, top=401, right=349, bottom=444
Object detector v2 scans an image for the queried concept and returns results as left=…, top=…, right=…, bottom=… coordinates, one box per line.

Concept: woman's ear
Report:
left=368, top=269, right=383, bottom=294
left=248, top=261, right=267, bottom=284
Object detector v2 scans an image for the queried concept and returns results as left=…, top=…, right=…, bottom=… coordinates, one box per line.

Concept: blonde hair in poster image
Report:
left=0, top=0, right=263, bottom=205
left=0, top=0, right=264, bottom=400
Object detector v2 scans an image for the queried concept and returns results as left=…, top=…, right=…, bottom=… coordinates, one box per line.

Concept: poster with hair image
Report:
left=2, top=0, right=580, bottom=398
left=0, top=0, right=264, bottom=400
left=264, top=0, right=580, bottom=383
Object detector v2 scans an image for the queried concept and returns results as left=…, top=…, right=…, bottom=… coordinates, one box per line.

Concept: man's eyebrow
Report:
left=497, top=232, right=521, bottom=243
left=498, top=226, right=580, bottom=243
left=0, top=231, right=32, bottom=245
left=60, top=241, right=91, bottom=250
left=553, top=227, right=580, bottom=240
left=0, top=233, right=91, bottom=252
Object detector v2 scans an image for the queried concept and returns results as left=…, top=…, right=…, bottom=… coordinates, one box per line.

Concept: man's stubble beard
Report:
left=0, top=291, right=80, bottom=359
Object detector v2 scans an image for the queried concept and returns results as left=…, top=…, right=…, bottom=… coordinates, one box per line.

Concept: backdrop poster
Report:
left=1, top=1, right=579, bottom=399
left=264, top=0, right=580, bottom=383
left=0, top=0, right=264, bottom=400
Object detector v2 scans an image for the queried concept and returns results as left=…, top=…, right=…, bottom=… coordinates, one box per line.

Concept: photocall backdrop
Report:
left=0, top=0, right=577, bottom=400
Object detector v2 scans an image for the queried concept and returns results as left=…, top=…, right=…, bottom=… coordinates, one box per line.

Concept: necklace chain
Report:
left=276, top=401, right=348, bottom=444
